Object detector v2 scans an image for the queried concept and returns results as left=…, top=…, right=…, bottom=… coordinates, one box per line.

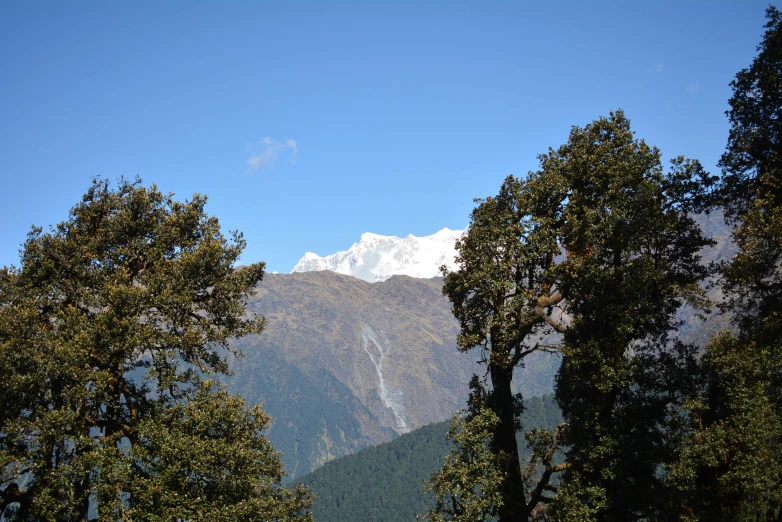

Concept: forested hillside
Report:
left=299, top=395, right=563, bottom=522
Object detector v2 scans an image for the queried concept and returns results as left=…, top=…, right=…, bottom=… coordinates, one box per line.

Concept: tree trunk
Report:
left=489, top=362, right=528, bottom=522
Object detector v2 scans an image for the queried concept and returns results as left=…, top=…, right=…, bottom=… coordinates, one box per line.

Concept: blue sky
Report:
left=0, top=1, right=772, bottom=273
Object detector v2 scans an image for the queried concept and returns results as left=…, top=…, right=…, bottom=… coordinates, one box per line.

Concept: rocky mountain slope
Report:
left=225, top=271, right=558, bottom=479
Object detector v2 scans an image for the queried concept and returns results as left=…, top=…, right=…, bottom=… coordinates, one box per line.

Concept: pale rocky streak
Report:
left=362, top=325, right=409, bottom=433
left=291, top=228, right=464, bottom=282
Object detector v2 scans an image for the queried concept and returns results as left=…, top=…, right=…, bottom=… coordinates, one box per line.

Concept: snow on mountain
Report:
left=291, top=228, right=464, bottom=282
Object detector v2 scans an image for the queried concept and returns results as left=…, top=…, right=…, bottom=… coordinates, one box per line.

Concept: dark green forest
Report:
left=299, top=395, right=562, bottom=522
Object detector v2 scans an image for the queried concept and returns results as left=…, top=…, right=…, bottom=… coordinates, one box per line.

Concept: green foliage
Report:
left=301, top=418, right=452, bottom=522
left=536, top=111, right=714, bottom=521
left=719, top=5, right=782, bottom=218
left=438, top=173, right=567, bottom=521
left=424, top=378, right=506, bottom=522
left=423, top=382, right=566, bottom=522
left=717, top=4, right=782, bottom=341
left=717, top=5, right=782, bottom=337
left=423, top=386, right=568, bottom=522
left=431, top=110, right=713, bottom=521
left=97, top=381, right=312, bottom=522
left=668, top=333, right=782, bottom=521
left=0, top=178, right=311, bottom=521
left=546, top=474, right=605, bottom=522
left=427, top=8, right=782, bottom=518
left=441, top=176, right=562, bottom=360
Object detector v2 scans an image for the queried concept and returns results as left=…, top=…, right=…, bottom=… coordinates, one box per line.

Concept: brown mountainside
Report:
left=245, top=271, right=472, bottom=433
left=226, top=271, right=558, bottom=479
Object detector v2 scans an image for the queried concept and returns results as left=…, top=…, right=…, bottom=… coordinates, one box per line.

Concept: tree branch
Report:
left=526, top=423, right=568, bottom=513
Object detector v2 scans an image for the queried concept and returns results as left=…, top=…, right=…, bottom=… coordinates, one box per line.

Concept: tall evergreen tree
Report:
left=670, top=7, right=782, bottom=520
left=718, top=5, right=782, bottom=338
left=0, top=178, right=312, bottom=521
left=539, top=111, right=714, bottom=522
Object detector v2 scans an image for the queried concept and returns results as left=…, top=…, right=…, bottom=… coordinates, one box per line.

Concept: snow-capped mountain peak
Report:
left=291, top=228, right=464, bottom=282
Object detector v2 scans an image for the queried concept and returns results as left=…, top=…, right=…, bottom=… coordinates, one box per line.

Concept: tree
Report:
left=429, top=111, right=713, bottom=521
left=668, top=333, right=782, bottom=522
left=717, top=5, right=782, bottom=338
left=423, top=379, right=566, bottom=522
left=669, top=7, right=782, bottom=520
left=539, top=111, right=714, bottom=522
left=423, top=378, right=506, bottom=522
left=430, top=175, right=566, bottom=521
left=97, top=381, right=313, bottom=522
left=0, top=178, right=312, bottom=521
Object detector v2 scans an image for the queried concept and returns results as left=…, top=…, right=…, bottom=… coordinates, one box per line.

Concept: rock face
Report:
left=245, top=272, right=472, bottom=432
left=291, top=228, right=463, bottom=282
left=226, top=271, right=560, bottom=479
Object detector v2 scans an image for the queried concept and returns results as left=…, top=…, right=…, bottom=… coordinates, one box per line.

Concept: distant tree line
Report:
left=425, top=6, right=782, bottom=522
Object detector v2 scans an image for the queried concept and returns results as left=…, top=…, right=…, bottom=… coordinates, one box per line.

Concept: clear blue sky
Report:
left=0, top=1, right=772, bottom=273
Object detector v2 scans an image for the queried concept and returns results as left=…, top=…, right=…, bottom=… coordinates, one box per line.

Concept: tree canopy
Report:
left=430, top=173, right=566, bottom=521
left=718, top=5, right=782, bottom=336
left=538, top=111, right=714, bottom=522
left=427, top=109, right=714, bottom=522
left=0, top=178, right=312, bottom=521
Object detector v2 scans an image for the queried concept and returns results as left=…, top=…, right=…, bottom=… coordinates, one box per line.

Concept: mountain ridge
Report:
left=291, top=228, right=463, bottom=282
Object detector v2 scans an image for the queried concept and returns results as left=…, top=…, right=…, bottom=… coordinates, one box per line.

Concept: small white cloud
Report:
left=656, top=62, right=664, bottom=73
left=246, top=137, right=298, bottom=172
left=687, top=83, right=701, bottom=94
